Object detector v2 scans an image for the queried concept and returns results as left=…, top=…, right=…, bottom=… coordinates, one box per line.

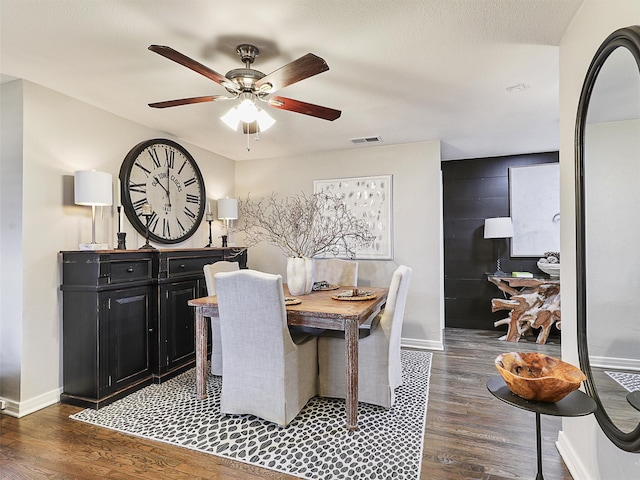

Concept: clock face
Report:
left=120, top=139, right=205, bottom=244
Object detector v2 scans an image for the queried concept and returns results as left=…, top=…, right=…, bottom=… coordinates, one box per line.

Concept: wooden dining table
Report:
left=188, top=285, right=389, bottom=430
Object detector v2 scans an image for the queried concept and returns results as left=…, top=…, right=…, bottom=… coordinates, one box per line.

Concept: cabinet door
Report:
left=162, top=280, right=198, bottom=372
left=107, top=286, right=152, bottom=393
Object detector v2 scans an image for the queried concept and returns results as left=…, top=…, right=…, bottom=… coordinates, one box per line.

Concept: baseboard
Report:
left=589, top=355, right=640, bottom=371
left=402, top=336, right=444, bottom=351
left=0, top=387, right=62, bottom=418
left=556, top=430, right=594, bottom=480
left=0, top=397, right=17, bottom=417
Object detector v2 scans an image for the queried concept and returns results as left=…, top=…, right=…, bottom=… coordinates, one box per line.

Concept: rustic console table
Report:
left=487, top=274, right=560, bottom=344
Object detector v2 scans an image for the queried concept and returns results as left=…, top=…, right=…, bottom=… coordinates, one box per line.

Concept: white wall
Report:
left=0, top=80, right=236, bottom=416
left=557, top=1, right=640, bottom=478
left=234, top=141, right=444, bottom=350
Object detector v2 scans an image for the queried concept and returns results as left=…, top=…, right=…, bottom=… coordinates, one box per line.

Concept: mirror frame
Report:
left=575, top=25, right=640, bottom=452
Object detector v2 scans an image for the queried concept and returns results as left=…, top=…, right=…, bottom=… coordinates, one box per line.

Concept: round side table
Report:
left=487, top=375, right=596, bottom=480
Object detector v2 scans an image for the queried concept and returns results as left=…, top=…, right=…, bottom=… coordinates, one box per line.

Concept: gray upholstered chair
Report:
left=215, top=269, right=318, bottom=427
left=313, top=258, right=358, bottom=286
left=317, top=265, right=412, bottom=408
left=203, top=261, right=239, bottom=375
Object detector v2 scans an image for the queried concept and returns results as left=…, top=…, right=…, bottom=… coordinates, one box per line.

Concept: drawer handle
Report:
left=180, top=264, right=186, bottom=269
left=127, top=267, right=134, bottom=273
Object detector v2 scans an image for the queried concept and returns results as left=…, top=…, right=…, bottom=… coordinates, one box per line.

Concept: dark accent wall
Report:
left=442, top=152, right=559, bottom=331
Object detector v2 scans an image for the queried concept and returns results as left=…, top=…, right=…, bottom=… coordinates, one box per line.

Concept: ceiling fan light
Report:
left=221, top=107, right=240, bottom=130
left=256, top=109, right=276, bottom=132
left=237, top=98, right=259, bottom=123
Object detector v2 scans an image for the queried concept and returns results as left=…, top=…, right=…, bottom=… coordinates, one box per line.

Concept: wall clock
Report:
left=119, top=139, right=205, bottom=244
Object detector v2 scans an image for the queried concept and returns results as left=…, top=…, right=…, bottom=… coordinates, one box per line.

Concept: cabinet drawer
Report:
left=110, top=260, right=152, bottom=283
left=167, top=256, right=222, bottom=278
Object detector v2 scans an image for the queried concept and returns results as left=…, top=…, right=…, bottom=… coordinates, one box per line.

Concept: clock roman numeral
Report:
left=165, top=149, right=175, bottom=169
left=134, top=162, right=151, bottom=176
left=149, top=148, right=161, bottom=169
left=163, top=218, right=170, bottom=238
left=129, top=182, right=146, bottom=194
left=177, top=218, right=186, bottom=233
left=178, top=160, right=187, bottom=175
left=186, top=194, right=199, bottom=204
left=133, top=198, right=148, bottom=211
left=148, top=212, right=159, bottom=232
left=183, top=206, right=196, bottom=220
left=183, top=177, right=197, bottom=187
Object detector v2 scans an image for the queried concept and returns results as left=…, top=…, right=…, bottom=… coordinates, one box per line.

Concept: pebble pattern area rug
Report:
left=71, top=350, right=432, bottom=480
left=605, top=371, right=640, bottom=392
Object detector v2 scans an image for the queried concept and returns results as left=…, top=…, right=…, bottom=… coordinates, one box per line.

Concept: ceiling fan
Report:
left=148, top=44, right=341, bottom=133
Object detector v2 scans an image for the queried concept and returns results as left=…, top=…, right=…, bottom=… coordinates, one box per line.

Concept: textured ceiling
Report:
left=0, top=0, right=583, bottom=161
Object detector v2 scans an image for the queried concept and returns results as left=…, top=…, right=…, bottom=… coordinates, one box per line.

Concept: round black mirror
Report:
left=576, top=25, right=640, bottom=452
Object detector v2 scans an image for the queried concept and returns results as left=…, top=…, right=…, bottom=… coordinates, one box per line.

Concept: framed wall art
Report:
left=509, top=163, right=560, bottom=257
left=314, top=174, right=393, bottom=260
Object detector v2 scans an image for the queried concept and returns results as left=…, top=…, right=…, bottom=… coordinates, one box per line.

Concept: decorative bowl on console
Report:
left=537, top=260, right=560, bottom=277
left=537, top=252, right=560, bottom=277
left=495, top=352, right=586, bottom=403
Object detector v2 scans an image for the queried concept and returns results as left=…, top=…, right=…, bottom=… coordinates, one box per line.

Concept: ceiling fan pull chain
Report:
left=247, top=126, right=251, bottom=151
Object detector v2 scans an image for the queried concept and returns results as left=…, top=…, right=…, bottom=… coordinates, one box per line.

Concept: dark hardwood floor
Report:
left=1, top=328, right=574, bottom=479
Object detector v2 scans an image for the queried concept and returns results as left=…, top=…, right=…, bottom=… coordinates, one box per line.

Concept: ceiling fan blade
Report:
left=268, top=96, right=341, bottom=121
left=242, top=122, right=259, bottom=135
left=256, top=53, right=329, bottom=94
left=148, top=45, right=240, bottom=92
left=148, top=95, right=227, bottom=108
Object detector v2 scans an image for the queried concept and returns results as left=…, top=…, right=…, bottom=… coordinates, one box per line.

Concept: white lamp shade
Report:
left=74, top=170, right=113, bottom=206
left=256, top=109, right=276, bottom=131
left=484, top=217, right=514, bottom=239
left=237, top=98, right=259, bottom=123
left=217, top=198, right=238, bottom=220
left=221, top=105, right=276, bottom=132
left=221, top=107, right=241, bottom=130
left=221, top=91, right=276, bottom=133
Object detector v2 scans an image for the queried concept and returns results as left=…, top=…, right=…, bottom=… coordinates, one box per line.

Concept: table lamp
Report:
left=74, top=170, right=113, bottom=250
left=484, top=217, right=514, bottom=275
left=217, top=197, right=238, bottom=247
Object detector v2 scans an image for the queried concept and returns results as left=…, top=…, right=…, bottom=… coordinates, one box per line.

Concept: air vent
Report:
left=350, top=136, right=383, bottom=144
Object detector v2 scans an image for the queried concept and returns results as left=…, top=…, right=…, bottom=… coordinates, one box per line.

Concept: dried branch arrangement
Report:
left=235, top=192, right=373, bottom=258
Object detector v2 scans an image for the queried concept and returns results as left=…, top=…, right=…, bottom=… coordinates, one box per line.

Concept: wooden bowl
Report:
left=495, top=352, right=586, bottom=403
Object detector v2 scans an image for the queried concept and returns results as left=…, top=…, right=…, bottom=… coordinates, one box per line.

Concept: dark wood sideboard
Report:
left=59, top=247, right=247, bottom=409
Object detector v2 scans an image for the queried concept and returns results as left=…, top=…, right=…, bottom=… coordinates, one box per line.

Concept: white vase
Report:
left=286, top=257, right=315, bottom=296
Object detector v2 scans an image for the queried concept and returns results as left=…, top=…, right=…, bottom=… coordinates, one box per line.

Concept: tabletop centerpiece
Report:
left=235, top=192, right=372, bottom=295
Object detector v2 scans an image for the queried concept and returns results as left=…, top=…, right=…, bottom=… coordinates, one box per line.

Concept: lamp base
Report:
left=79, top=243, right=109, bottom=251
left=492, top=257, right=508, bottom=276
left=116, top=232, right=127, bottom=250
